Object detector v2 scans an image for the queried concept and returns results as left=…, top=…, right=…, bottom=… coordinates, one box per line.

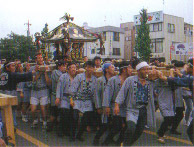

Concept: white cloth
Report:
left=136, top=61, right=149, bottom=71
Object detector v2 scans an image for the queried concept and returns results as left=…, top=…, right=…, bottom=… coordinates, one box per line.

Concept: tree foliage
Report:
left=135, top=9, right=152, bottom=62
left=41, top=23, right=49, bottom=38
left=0, top=32, right=36, bottom=62
left=40, top=23, right=52, bottom=59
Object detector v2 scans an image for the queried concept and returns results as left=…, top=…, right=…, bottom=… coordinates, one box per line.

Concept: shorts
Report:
left=30, top=96, right=48, bottom=106
left=30, top=89, right=49, bottom=105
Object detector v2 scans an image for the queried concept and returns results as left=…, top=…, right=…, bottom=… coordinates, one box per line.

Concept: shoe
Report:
left=31, top=123, right=37, bottom=128
left=184, top=121, right=190, bottom=126
left=145, top=125, right=149, bottom=129
left=40, top=117, right=43, bottom=123
left=157, top=137, right=165, bottom=144
left=170, top=130, right=182, bottom=135
left=31, top=120, right=38, bottom=128
left=22, top=115, right=28, bottom=123
left=42, top=121, right=47, bottom=129
left=76, top=136, right=85, bottom=142
left=34, top=119, right=38, bottom=124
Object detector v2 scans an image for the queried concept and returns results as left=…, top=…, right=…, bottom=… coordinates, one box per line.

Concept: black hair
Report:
left=93, top=56, right=101, bottom=61
left=84, top=61, right=95, bottom=67
left=23, top=62, right=30, bottom=72
left=3, top=60, right=15, bottom=71
left=131, top=56, right=138, bottom=61
left=174, top=61, right=185, bottom=67
left=131, top=57, right=140, bottom=69
left=119, top=61, right=131, bottom=74
left=188, top=58, right=193, bottom=68
left=103, top=58, right=112, bottom=63
left=67, top=62, right=76, bottom=69
left=56, top=59, right=65, bottom=69
left=56, top=60, right=65, bottom=66
left=171, top=59, right=178, bottom=64
left=35, top=52, right=42, bottom=59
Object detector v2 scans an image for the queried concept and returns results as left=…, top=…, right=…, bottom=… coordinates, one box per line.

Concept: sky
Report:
left=0, top=0, right=193, bottom=39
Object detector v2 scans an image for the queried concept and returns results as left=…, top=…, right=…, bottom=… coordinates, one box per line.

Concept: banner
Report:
left=134, top=11, right=163, bottom=25
left=174, top=43, right=189, bottom=55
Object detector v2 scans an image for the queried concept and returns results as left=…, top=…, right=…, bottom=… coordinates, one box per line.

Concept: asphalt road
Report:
left=15, top=111, right=193, bottom=146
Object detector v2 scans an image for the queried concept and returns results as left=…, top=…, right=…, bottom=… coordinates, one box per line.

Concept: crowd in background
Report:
left=0, top=53, right=193, bottom=146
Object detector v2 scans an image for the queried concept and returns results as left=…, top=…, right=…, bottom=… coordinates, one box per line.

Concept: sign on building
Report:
left=134, top=11, right=163, bottom=25
left=174, top=43, right=189, bottom=55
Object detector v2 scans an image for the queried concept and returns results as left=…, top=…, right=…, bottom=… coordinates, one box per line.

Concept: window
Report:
left=125, top=36, right=131, bottom=41
left=150, top=23, right=162, bottom=32
left=103, top=32, right=106, bottom=41
left=91, top=49, right=95, bottom=54
left=184, top=27, right=187, bottom=34
left=96, top=48, right=105, bottom=55
left=168, top=23, right=175, bottom=33
left=158, top=23, right=162, bottom=31
left=124, top=27, right=129, bottom=31
left=190, top=31, right=193, bottom=36
left=113, top=48, right=121, bottom=55
left=151, top=39, right=163, bottom=53
left=153, top=24, right=159, bottom=32
left=150, top=24, right=154, bottom=32
left=156, top=41, right=163, bottom=53
left=113, top=32, right=120, bottom=41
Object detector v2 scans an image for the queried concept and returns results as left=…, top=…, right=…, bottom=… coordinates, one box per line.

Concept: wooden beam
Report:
left=0, top=93, right=18, bottom=146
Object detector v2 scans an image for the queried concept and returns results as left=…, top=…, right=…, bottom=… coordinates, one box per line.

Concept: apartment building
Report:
left=134, top=11, right=193, bottom=63
left=120, top=22, right=136, bottom=60
left=84, top=26, right=125, bottom=60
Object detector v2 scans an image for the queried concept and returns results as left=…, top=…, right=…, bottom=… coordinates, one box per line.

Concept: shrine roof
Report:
left=46, top=22, right=99, bottom=43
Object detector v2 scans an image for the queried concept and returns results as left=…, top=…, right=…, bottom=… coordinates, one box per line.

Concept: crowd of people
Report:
left=0, top=53, right=193, bottom=146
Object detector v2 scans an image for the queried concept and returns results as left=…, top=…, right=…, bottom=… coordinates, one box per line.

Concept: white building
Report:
left=120, top=22, right=136, bottom=60
left=84, top=26, right=125, bottom=60
left=134, top=11, right=193, bottom=63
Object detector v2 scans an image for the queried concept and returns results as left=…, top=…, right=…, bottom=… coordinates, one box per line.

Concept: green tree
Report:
left=0, top=32, right=36, bottom=62
left=41, top=23, right=49, bottom=38
left=135, top=9, right=152, bottom=62
left=41, top=23, right=52, bottom=59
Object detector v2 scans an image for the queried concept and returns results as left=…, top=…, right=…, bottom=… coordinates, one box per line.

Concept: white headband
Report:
left=6, top=62, right=15, bottom=67
left=136, top=61, right=149, bottom=70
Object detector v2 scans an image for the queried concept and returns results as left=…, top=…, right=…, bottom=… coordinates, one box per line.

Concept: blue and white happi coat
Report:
left=51, top=69, right=63, bottom=106
left=56, top=73, right=72, bottom=109
left=94, top=75, right=107, bottom=109
left=115, top=75, right=156, bottom=129
left=70, top=73, right=97, bottom=113
left=154, top=79, right=175, bottom=117
left=102, top=75, right=126, bottom=117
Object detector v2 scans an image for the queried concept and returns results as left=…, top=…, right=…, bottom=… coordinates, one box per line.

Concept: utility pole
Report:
left=24, top=20, right=32, bottom=37
left=163, top=0, right=165, bottom=13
